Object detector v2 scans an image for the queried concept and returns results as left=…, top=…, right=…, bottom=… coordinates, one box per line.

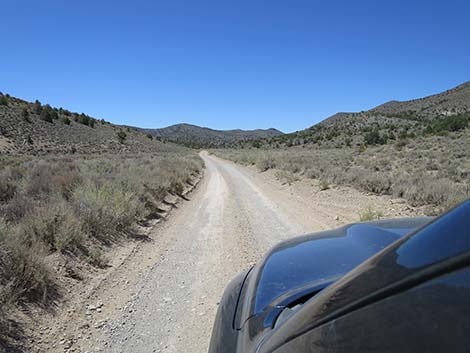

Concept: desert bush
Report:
left=87, top=247, right=106, bottom=267
left=426, top=114, right=469, bottom=134
left=257, top=157, right=276, bottom=172
left=358, top=172, right=392, bottom=194
left=0, top=171, right=18, bottom=203
left=117, top=130, right=127, bottom=144
left=319, top=179, right=330, bottom=191
left=61, top=116, right=71, bottom=125
left=25, top=161, right=81, bottom=199
left=40, top=105, right=58, bottom=123
left=33, top=100, right=42, bottom=114
left=275, top=170, right=300, bottom=185
left=40, top=109, right=53, bottom=123
left=359, top=206, right=384, bottom=221
left=22, top=108, right=31, bottom=122
left=364, top=129, right=387, bottom=145
left=74, top=114, right=95, bottom=127
left=0, top=95, right=8, bottom=106
left=169, top=179, right=185, bottom=195
left=1, top=194, right=33, bottom=224
left=18, top=201, right=83, bottom=252
left=0, top=220, right=51, bottom=303
left=72, top=181, right=142, bottom=241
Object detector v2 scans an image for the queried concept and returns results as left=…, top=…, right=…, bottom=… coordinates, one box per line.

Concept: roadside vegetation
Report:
left=0, top=151, right=202, bottom=343
left=1, top=91, right=206, bottom=349
left=212, top=128, right=470, bottom=215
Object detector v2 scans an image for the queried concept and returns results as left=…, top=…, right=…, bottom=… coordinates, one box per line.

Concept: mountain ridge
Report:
left=255, top=81, right=470, bottom=148
left=143, top=123, right=283, bottom=148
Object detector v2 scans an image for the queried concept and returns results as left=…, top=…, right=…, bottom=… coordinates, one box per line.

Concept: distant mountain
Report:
left=260, top=81, right=470, bottom=148
left=143, top=123, right=283, bottom=148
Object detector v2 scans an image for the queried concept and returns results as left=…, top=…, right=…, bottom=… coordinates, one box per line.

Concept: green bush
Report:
left=33, top=100, right=42, bottom=114
left=359, top=206, right=384, bottom=221
left=426, top=114, right=469, bottom=134
left=0, top=95, right=8, bottom=106
left=40, top=105, right=58, bottom=123
left=319, top=179, right=330, bottom=191
left=22, top=108, right=31, bottom=122
left=364, top=129, right=387, bottom=145
left=117, top=130, right=127, bottom=144
left=74, top=114, right=95, bottom=127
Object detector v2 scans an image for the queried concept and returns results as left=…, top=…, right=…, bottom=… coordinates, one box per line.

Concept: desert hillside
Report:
left=0, top=93, right=184, bottom=155
left=253, top=81, right=470, bottom=148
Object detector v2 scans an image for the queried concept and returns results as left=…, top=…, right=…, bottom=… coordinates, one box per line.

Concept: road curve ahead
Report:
left=100, top=152, right=319, bottom=353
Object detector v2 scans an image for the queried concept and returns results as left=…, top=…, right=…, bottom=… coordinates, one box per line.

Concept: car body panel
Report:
left=209, top=216, right=433, bottom=353
left=258, top=200, right=470, bottom=353
left=272, top=266, right=470, bottom=353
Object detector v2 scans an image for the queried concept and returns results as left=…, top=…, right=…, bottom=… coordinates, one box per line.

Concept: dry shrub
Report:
left=170, top=179, right=185, bottom=195
left=359, top=206, right=384, bottom=221
left=72, top=181, right=142, bottom=242
left=275, top=170, right=300, bottom=185
left=319, top=179, right=330, bottom=191
left=358, top=172, right=392, bottom=194
left=0, top=179, right=17, bottom=203
left=17, top=200, right=83, bottom=252
left=257, top=158, right=276, bottom=172
left=1, top=194, right=33, bottom=224
left=391, top=175, right=464, bottom=207
left=0, top=220, right=51, bottom=303
left=25, top=161, right=81, bottom=200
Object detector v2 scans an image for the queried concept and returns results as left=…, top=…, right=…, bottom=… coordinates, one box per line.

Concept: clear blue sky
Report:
left=1, top=0, right=469, bottom=132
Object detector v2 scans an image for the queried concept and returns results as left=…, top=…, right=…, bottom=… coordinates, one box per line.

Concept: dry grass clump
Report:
left=359, top=206, right=384, bottom=221
left=0, top=152, right=202, bottom=316
left=274, top=170, right=300, bottom=185
left=213, top=130, right=470, bottom=214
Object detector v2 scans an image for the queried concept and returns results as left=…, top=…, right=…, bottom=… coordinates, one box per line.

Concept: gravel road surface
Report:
left=45, top=152, right=418, bottom=353
left=99, top=152, right=316, bottom=353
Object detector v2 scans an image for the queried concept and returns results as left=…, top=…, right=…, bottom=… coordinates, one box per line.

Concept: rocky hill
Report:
left=257, top=81, right=470, bottom=148
left=0, top=93, right=184, bottom=155
left=143, top=123, right=283, bottom=148
left=371, top=82, right=470, bottom=119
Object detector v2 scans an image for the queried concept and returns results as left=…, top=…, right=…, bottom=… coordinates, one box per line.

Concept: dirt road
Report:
left=44, top=152, right=418, bottom=353
left=100, top=152, right=318, bottom=353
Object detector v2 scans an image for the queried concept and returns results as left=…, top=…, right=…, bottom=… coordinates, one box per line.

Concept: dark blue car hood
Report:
left=234, top=217, right=432, bottom=332
left=254, top=218, right=431, bottom=315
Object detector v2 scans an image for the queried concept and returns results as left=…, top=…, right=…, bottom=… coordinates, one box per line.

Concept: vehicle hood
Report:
left=234, top=217, right=432, bottom=333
